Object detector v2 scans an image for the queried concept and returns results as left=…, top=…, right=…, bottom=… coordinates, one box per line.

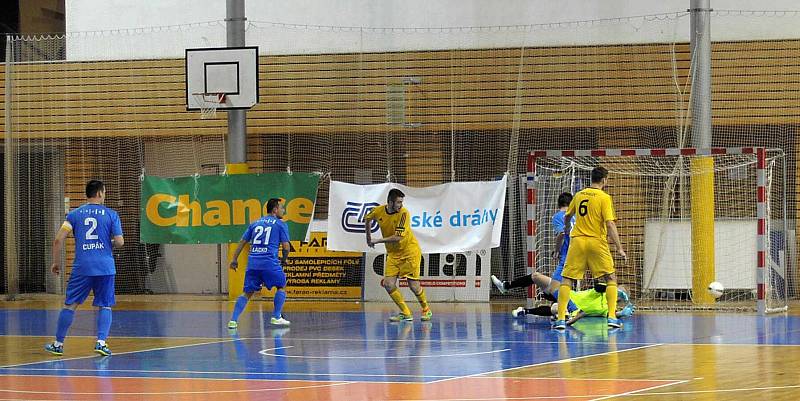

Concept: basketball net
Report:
left=192, top=93, right=226, bottom=119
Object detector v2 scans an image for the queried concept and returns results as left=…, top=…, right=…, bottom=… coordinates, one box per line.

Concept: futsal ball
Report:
left=708, top=281, right=724, bottom=299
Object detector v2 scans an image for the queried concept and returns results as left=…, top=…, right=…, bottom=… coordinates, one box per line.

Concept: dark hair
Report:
left=266, top=198, right=282, bottom=214
left=591, top=166, right=609, bottom=183
left=86, top=180, right=105, bottom=198
left=388, top=188, right=405, bottom=202
left=557, top=192, right=573, bottom=208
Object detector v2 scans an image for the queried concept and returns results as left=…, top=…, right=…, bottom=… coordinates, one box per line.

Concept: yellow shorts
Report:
left=562, top=236, right=615, bottom=280
left=385, top=253, right=422, bottom=280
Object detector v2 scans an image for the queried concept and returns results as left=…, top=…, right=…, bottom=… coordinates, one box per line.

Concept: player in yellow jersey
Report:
left=554, top=166, right=627, bottom=330
left=364, top=188, right=431, bottom=322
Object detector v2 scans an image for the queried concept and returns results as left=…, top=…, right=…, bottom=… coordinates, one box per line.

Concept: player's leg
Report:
left=267, top=270, right=290, bottom=326
left=491, top=273, right=535, bottom=294
left=407, top=279, right=431, bottom=321
left=229, top=270, right=260, bottom=328
left=383, top=258, right=412, bottom=321
left=556, top=237, right=586, bottom=328
left=91, top=275, right=116, bottom=356
left=404, top=254, right=431, bottom=321
left=45, top=275, right=90, bottom=355
left=589, top=240, right=619, bottom=328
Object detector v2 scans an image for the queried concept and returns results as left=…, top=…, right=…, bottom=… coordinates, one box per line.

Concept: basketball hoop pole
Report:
left=226, top=0, right=250, bottom=300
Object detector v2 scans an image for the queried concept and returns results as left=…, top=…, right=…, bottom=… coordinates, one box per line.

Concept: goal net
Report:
left=527, top=147, right=789, bottom=314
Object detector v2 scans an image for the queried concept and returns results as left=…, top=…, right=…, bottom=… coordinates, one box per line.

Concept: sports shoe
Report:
left=511, top=306, right=526, bottom=318
left=552, top=320, right=566, bottom=330
left=270, top=316, right=291, bottom=326
left=227, top=320, right=238, bottom=329
left=421, top=308, right=433, bottom=321
left=389, top=313, right=413, bottom=322
left=44, top=342, right=63, bottom=356
left=607, top=318, right=623, bottom=329
left=94, top=342, right=112, bottom=356
left=491, top=275, right=509, bottom=295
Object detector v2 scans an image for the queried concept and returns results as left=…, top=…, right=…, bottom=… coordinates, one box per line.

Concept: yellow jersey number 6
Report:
left=578, top=199, right=589, bottom=216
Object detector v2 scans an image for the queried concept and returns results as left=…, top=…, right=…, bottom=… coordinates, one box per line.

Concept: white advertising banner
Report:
left=327, top=175, right=507, bottom=254
left=363, top=250, right=492, bottom=302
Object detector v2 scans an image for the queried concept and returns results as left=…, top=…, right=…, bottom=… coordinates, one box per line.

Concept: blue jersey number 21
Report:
left=252, top=226, right=272, bottom=245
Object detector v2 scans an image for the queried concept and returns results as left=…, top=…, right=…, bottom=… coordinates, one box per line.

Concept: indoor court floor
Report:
left=1, top=298, right=799, bottom=400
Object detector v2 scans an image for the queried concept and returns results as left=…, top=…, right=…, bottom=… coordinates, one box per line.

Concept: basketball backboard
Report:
left=185, top=47, right=259, bottom=110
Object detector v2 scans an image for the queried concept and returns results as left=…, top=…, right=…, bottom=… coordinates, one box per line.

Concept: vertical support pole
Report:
left=691, top=155, right=715, bottom=305
left=690, top=0, right=712, bottom=149
left=226, top=0, right=249, bottom=300
left=526, top=153, right=536, bottom=309
left=690, top=0, right=715, bottom=306
left=756, top=147, right=767, bottom=315
left=4, top=35, right=19, bottom=299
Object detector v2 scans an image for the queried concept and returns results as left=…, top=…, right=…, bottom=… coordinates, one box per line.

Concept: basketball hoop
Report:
left=192, top=93, right=226, bottom=118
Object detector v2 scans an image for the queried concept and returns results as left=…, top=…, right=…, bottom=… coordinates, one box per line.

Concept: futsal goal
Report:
left=526, top=147, right=790, bottom=314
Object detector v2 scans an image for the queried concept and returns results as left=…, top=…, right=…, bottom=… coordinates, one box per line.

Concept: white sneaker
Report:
left=270, top=316, right=291, bottom=326
left=491, top=275, right=508, bottom=294
left=511, top=306, right=526, bottom=318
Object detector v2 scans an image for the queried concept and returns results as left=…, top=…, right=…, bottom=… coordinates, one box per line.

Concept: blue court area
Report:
left=1, top=306, right=799, bottom=384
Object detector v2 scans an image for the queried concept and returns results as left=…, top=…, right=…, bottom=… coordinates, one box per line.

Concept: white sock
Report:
left=97, top=340, right=106, bottom=346
left=53, top=341, right=63, bottom=347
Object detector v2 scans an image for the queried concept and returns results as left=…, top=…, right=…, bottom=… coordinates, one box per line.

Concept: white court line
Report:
left=0, top=369, right=455, bottom=380
left=590, top=379, right=693, bottom=401
left=244, top=337, right=800, bottom=347
left=258, top=345, right=294, bottom=354
left=258, top=348, right=510, bottom=359
left=0, top=338, right=240, bottom=369
left=465, top=376, right=681, bottom=383
left=0, top=381, right=353, bottom=396
left=427, top=343, right=664, bottom=384
left=262, top=337, right=658, bottom=345
left=598, top=383, right=800, bottom=397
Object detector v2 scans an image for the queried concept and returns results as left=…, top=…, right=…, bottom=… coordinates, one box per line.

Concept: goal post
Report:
left=526, top=147, right=789, bottom=315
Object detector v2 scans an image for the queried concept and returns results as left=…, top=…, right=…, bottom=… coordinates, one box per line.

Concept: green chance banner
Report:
left=140, top=173, right=320, bottom=244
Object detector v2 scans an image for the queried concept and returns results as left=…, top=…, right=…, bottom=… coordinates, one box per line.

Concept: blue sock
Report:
left=273, top=290, right=286, bottom=319
left=231, top=295, right=249, bottom=322
left=97, top=307, right=112, bottom=341
left=55, top=308, right=76, bottom=343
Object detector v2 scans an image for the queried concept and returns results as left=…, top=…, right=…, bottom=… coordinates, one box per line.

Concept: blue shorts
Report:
left=65, top=274, right=115, bottom=307
left=243, top=269, right=286, bottom=293
left=552, top=259, right=566, bottom=283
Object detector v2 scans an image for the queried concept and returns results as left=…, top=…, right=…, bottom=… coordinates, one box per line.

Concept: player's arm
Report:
left=364, top=208, right=377, bottom=248
left=606, top=220, right=626, bottom=261
left=553, top=231, right=565, bottom=259
left=564, top=199, right=576, bottom=236
left=50, top=222, right=72, bottom=275
left=566, top=310, right=586, bottom=325
left=229, top=239, right=248, bottom=271
left=279, top=222, right=290, bottom=266
left=280, top=241, right=290, bottom=266
left=603, top=197, right=626, bottom=261
left=364, top=215, right=375, bottom=248
left=112, top=235, right=124, bottom=248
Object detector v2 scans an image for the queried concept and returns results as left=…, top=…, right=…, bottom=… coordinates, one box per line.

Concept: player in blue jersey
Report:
left=45, top=180, right=124, bottom=357
left=227, top=198, right=292, bottom=329
left=492, top=192, right=575, bottom=299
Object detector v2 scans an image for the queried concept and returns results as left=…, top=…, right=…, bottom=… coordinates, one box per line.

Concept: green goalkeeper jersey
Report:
left=570, top=289, right=608, bottom=316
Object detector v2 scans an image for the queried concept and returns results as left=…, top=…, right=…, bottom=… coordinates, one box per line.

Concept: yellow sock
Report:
left=606, top=283, right=618, bottom=319
left=557, top=284, right=571, bottom=321
left=414, top=289, right=429, bottom=310
left=388, top=289, right=412, bottom=315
